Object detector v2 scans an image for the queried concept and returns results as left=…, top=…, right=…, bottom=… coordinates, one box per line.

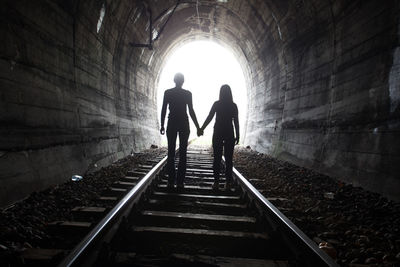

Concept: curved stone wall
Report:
left=1, top=0, right=399, bottom=206
left=0, top=0, right=160, bottom=206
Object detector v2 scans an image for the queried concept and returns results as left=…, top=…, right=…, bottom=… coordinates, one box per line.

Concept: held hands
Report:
left=160, top=126, right=165, bottom=135
left=197, top=127, right=204, bottom=137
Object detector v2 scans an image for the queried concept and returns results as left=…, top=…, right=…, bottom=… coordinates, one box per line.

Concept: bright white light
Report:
left=157, top=41, right=247, bottom=145
left=97, top=3, right=105, bottom=33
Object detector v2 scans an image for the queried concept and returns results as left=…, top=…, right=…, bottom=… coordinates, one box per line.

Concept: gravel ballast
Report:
left=233, top=147, right=400, bottom=266
left=1, top=145, right=399, bottom=266
left=0, top=147, right=166, bottom=265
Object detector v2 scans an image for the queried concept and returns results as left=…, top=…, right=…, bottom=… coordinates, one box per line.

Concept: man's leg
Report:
left=177, top=129, right=189, bottom=186
left=166, top=128, right=178, bottom=185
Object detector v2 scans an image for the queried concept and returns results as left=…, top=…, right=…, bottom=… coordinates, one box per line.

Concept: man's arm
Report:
left=188, top=92, right=200, bottom=130
left=160, top=92, right=168, bottom=135
left=233, top=104, right=240, bottom=144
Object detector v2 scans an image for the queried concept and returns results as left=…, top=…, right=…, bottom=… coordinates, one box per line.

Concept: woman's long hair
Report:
left=219, top=84, right=233, bottom=103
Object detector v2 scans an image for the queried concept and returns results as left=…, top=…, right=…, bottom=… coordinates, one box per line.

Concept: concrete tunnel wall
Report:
left=0, top=0, right=399, bottom=207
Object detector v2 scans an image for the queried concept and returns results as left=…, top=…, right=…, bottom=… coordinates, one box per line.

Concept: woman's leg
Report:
left=212, top=133, right=223, bottom=183
left=224, top=136, right=235, bottom=184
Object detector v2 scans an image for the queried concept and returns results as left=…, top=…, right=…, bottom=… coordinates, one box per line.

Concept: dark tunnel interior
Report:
left=0, top=0, right=399, bottom=207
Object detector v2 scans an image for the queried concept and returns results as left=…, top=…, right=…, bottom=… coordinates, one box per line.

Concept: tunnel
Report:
left=1, top=0, right=399, bottom=208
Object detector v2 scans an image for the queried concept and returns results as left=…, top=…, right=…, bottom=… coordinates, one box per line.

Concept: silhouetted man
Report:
left=160, top=73, right=200, bottom=190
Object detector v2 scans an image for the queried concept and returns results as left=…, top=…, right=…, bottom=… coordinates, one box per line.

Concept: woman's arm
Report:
left=201, top=102, right=217, bottom=131
left=233, top=104, right=240, bottom=144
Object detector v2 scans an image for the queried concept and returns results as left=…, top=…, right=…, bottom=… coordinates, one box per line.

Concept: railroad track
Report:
left=33, top=146, right=337, bottom=266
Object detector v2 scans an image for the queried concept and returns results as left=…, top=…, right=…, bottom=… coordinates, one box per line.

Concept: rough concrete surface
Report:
left=1, top=0, right=399, bottom=206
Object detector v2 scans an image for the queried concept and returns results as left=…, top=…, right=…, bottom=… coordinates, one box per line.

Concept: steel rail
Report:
left=58, top=155, right=168, bottom=267
left=59, top=143, right=335, bottom=266
left=59, top=138, right=198, bottom=267
left=230, top=163, right=339, bottom=266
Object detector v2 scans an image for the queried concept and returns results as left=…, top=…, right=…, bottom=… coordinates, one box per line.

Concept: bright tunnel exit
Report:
left=157, top=41, right=247, bottom=145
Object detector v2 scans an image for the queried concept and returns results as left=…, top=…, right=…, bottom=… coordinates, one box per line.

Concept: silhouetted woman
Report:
left=200, top=85, right=239, bottom=190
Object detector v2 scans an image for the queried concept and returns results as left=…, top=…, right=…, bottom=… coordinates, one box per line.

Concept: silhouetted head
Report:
left=219, top=84, right=233, bottom=103
left=174, top=73, right=184, bottom=87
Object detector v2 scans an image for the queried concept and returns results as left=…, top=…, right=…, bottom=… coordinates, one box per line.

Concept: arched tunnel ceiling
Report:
left=135, top=0, right=285, bottom=91
left=0, top=0, right=399, bottom=206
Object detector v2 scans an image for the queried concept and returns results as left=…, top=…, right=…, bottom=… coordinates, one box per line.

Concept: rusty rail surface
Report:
left=59, top=139, right=198, bottom=267
left=229, top=160, right=339, bottom=266
left=58, top=155, right=168, bottom=267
